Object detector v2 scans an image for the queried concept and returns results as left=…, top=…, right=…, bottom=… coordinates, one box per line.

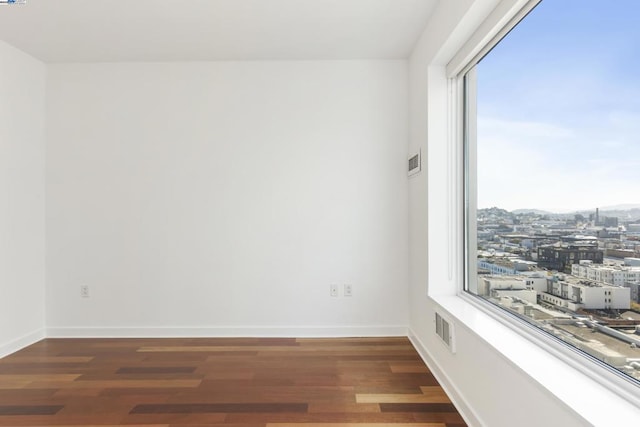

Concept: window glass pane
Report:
left=466, top=0, right=640, bottom=384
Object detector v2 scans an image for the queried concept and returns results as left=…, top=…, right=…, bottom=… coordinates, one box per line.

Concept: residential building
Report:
left=537, top=244, right=604, bottom=272
left=545, top=276, right=630, bottom=310
left=572, top=262, right=640, bottom=303
left=478, top=276, right=544, bottom=304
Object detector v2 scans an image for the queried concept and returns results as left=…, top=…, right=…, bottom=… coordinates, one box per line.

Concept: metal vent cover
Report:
left=435, top=312, right=456, bottom=353
left=408, top=150, right=421, bottom=177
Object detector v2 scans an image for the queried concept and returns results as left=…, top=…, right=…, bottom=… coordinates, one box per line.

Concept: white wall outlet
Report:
left=330, top=284, right=339, bottom=297
left=343, top=284, right=353, bottom=297
left=80, top=285, right=89, bottom=298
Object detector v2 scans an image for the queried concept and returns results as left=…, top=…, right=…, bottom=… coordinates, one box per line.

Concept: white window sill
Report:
left=431, top=293, right=640, bottom=425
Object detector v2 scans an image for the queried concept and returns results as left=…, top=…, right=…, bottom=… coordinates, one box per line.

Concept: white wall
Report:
left=45, top=61, right=409, bottom=336
left=408, top=1, right=598, bottom=426
left=0, top=41, right=46, bottom=356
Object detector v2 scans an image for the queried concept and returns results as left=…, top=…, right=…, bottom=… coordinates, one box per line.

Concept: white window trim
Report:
left=428, top=0, right=640, bottom=422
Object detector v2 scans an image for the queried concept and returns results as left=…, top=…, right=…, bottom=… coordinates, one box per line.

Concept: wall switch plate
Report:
left=80, top=285, right=89, bottom=298
left=330, top=284, right=339, bottom=297
left=343, top=284, right=353, bottom=297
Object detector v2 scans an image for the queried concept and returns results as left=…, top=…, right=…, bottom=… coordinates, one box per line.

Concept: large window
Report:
left=464, top=0, right=640, bottom=386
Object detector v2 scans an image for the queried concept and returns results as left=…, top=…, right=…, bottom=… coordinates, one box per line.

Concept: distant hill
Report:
left=599, top=204, right=640, bottom=211
left=512, top=209, right=552, bottom=215
left=478, top=207, right=511, bottom=216
left=480, top=205, right=640, bottom=222
left=503, top=205, right=640, bottom=222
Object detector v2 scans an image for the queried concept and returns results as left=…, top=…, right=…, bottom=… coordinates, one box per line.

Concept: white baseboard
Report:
left=47, top=325, right=408, bottom=338
left=408, top=328, right=483, bottom=427
left=0, top=328, right=46, bottom=358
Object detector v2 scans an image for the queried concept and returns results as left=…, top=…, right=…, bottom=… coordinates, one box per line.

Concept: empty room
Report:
left=0, top=0, right=638, bottom=426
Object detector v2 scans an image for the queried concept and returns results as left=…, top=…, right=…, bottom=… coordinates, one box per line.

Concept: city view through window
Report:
left=468, top=0, right=640, bottom=382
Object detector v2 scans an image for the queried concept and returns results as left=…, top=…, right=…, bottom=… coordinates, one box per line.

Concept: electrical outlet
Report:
left=80, top=285, right=89, bottom=298
left=343, top=284, right=353, bottom=297
left=330, top=284, right=339, bottom=297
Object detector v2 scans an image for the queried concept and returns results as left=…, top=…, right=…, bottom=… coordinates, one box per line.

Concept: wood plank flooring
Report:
left=0, top=337, right=467, bottom=427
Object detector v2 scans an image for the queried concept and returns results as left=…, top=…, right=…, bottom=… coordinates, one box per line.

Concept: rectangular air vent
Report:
left=435, top=312, right=456, bottom=353
left=408, top=149, right=421, bottom=177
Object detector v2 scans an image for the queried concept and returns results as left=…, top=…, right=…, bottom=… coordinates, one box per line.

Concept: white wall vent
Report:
left=435, top=312, right=456, bottom=353
left=408, top=149, right=421, bottom=177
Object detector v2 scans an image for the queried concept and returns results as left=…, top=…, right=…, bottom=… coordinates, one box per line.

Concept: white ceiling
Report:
left=0, top=0, right=438, bottom=63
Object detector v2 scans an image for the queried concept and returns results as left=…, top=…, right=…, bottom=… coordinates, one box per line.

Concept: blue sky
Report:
left=476, top=0, right=640, bottom=212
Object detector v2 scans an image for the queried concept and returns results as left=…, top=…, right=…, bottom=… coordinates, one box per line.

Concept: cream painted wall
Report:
left=0, top=41, right=46, bottom=356
left=45, top=61, right=409, bottom=335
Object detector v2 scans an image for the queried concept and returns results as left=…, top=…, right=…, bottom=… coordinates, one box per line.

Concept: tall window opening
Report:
left=464, top=0, right=640, bottom=385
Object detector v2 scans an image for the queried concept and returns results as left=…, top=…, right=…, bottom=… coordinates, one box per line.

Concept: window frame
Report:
left=450, top=0, right=640, bottom=406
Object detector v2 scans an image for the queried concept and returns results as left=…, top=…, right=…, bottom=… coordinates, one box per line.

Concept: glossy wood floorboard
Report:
left=0, top=337, right=467, bottom=427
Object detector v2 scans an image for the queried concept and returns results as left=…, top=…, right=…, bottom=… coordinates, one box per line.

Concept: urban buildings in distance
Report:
left=474, top=206, right=640, bottom=381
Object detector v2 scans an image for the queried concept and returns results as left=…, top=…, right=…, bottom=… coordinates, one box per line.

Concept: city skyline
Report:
left=479, top=203, right=640, bottom=216
left=476, top=0, right=640, bottom=212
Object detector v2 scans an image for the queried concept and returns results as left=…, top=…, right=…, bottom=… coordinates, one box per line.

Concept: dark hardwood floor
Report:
left=0, top=337, right=467, bottom=426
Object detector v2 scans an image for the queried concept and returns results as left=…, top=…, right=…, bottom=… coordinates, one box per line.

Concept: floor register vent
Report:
left=435, top=312, right=456, bottom=353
